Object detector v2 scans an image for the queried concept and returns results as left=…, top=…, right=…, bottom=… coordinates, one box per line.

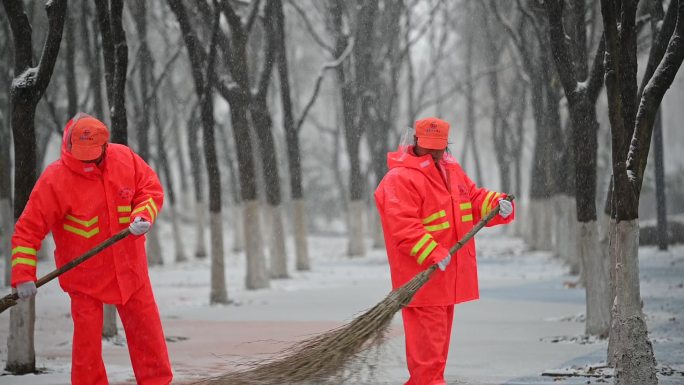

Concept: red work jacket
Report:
left=374, top=146, right=514, bottom=306
left=10, top=120, right=163, bottom=304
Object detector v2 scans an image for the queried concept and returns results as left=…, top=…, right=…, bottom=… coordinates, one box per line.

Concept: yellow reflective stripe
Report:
left=65, top=214, right=98, bottom=227
left=145, top=206, right=156, bottom=222
left=462, top=214, right=473, bottom=222
left=132, top=205, right=147, bottom=215
left=63, top=225, right=100, bottom=238
left=417, top=240, right=438, bottom=265
left=12, top=257, right=37, bottom=267
left=459, top=202, right=472, bottom=210
left=411, top=234, right=433, bottom=256
left=119, top=217, right=131, bottom=224
left=147, top=198, right=159, bottom=217
left=481, top=191, right=496, bottom=219
left=425, top=222, right=450, bottom=232
left=12, top=246, right=37, bottom=256
left=422, top=210, right=446, bottom=224
left=117, top=205, right=132, bottom=213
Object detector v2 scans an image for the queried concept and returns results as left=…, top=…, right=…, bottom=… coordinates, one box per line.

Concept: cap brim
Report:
left=417, top=137, right=448, bottom=150
left=71, top=145, right=103, bottom=161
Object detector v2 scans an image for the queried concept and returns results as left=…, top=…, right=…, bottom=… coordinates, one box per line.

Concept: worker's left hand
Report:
left=498, top=199, right=513, bottom=218
left=129, top=216, right=151, bottom=235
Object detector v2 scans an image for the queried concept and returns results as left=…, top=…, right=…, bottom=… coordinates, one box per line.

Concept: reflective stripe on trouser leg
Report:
left=117, top=280, right=173, bottom=385
left=69, top=292, right=108, bottom=385
left=401, top=305, right=455, bottom=385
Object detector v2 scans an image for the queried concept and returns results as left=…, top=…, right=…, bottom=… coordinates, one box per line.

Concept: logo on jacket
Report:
left=458, top=184, right=468, bottom=195
left=118, top=187, right=134, bottom=200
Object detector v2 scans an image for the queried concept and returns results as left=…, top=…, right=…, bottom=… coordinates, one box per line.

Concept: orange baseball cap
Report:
left=70, top=115, right=110, bottom=161
left=415, top=117, right=449, bottom=150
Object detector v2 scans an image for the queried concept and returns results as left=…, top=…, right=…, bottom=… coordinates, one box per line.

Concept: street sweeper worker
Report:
left=374, top=117, right=514, bottom=385
left=10, top=113, right=173, bottom=385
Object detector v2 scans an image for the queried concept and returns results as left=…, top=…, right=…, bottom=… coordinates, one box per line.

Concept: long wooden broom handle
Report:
left=425, top=194, right=516, bottom=274
left=0, top=228, right=131, bottom=314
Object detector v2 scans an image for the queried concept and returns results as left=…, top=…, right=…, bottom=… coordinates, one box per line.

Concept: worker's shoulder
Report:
left=106, top=143, right=140, bottom=165
left=381, top=167, right=427, bottom=189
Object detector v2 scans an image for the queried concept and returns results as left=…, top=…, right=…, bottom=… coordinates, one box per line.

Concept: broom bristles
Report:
left=196, top=265, right=438, bottom=385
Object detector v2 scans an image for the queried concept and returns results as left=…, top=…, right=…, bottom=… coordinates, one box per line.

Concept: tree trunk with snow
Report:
left=146, top=226, right=163, bottom=266
left=94, top=0, right=128, bottom=144
left=347, top=200, right=366, bottom=257
left=3, top=0, right=67, bottom=373
left=266, top=204, right=288, bottom=279
left=578, top=221, right=610, bottom=336
left=167, top=0, right=228, bottom=303
left=600, top=0, right=684, bottom=381
left=244, top=200, right=269, bottom=289
left=102, top=305, right=117, bottom=338
left=292, top=199, right=310, bottom=271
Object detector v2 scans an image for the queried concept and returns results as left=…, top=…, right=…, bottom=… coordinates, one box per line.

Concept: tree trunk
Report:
left=188, top=112, right=207, bottom=259
left=273, top=0, right=309, bottom=270
left=64, top=13, right=77, bottom=118
left=292, top=199, right=309, bottom=271
left=653, top=109, right=668, bottom=250
left=102, top=304, right=117, bottom=338
left=244, top=200, right=269, bottom=289
left=3, top=0, right=67, bottom=373
left=578, top=220, right=611, bottom=336
left=209, top=211, right=228, bottom=304
left=81, top=1, right=105, bottom=120
left=612, top=220, right=657, bottom=384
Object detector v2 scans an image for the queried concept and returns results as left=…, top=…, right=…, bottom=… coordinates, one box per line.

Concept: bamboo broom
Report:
left=197, top=195, right=514, bottom=385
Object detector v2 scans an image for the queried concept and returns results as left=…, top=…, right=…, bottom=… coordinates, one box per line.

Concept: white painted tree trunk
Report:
left=371, top=209, right=384, bottom=249
left=528, top=199, right=554, bottom=251
left=267, top=204, right=289, bottom=279
left=146, top=225, right=163, bottom=266
left=578, top=220, right=610, bottom=337
left=7, top=298, right=35, bottom=373
left=293, top=199, right=310, bottom=271
left=244, top=200, right=269, bottom=289
left=347, top=200, right=366, bottom=257
left=231, top=204, right=244, bottom=253
left=209, top=212, right=228, bottom=304
left=170, top=203, right=187, bottom=263
left=102, top=305, right=117, bottom=338
left=195, top=201, right=207, bottom=258
left=611, top=220, right=657, bottom=385
left=2, top=198, right=13, bottom=286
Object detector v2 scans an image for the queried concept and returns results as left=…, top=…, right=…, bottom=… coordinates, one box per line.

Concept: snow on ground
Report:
left=0, top=220, right=682, bottom=384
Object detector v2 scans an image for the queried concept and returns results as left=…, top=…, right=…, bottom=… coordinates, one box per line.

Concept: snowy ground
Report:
left=0, top=221, right=683, bottom=385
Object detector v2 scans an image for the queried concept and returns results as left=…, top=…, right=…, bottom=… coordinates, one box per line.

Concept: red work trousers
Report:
left=401, top=305, right=455, bottom=385
left=69, top=281, right=173, bottom=385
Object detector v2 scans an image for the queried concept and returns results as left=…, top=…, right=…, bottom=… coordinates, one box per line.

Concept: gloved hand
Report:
left=437, top=254, right=451, bottom=271
left=17, top=281, right=37, bottom=301
left=498, top=198, right=513, bottom=219
left=129, top=216, right=151, bottom=236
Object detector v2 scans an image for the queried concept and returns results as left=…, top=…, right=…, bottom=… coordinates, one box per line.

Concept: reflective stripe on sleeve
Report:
left=481, top=191, right=496, bottom=219
left=12, top=257, right=37, bottom=267
left=417, top=240, right=438, bottom=265
left=424, top=222, right=450, bottom=232
left=410, top=234, right=433, bottom=256
left=422, top=210, right=446, bottom=224
left=12, top=246, right=37, bottom=256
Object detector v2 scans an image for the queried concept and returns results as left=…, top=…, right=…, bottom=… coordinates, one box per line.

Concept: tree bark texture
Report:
left=2, top=0, right=67, bottom=374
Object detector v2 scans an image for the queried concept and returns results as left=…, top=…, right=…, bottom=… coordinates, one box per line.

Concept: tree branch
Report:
left=545, top=0, right=579, bottom=103
left=627, top=0, right=684, bottom=189
left=2, top=0, right=34, bottom=72
left=637, top=0, right=678, bottom=102
left=286, top=0, right=335, bottom=54
left=295, top=37, right=354, bottom=133
left=587, top=35, right=606, bottom=102
left=244, top=0, right=263, bottom=34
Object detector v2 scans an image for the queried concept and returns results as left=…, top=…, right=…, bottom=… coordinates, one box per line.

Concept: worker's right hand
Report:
left=437, top=254, right=451, bottom=271
left=129, top=216, right=151, bottom=236
left=16, top=281, right=37, bottom=301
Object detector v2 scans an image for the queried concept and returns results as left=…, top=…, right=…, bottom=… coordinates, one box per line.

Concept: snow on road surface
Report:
left=0, top=222, right=682, bottom=385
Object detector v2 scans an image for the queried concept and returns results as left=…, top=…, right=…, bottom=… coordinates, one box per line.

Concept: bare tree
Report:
left=2, top=0, right=67, bottom=374
left=94, top=0, right=128, bottom=143
left=600, top=0, right=684, bottom=383
left=167, top=0, right=230, bottom=303
left=545, top=0, right=610, bottom=337
left=0, top=11, right=13, bottom=288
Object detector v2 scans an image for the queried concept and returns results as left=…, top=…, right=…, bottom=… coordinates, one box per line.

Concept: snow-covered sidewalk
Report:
left=0, top=227, right=682, bottom=384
